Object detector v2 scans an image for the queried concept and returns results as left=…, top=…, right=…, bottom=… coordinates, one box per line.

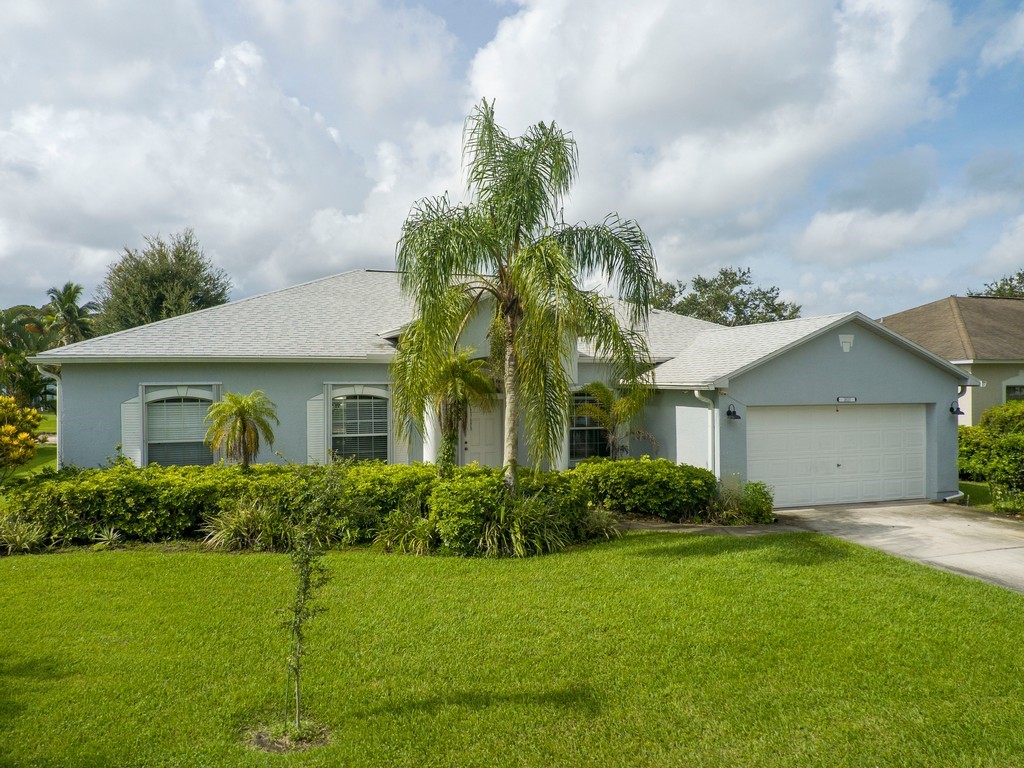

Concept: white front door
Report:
left=461, top=406, right=503, bottom=467
left=746, top=404, right=926, bottom=507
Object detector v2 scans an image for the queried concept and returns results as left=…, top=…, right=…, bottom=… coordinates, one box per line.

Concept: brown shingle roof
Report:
left=879, top=296, right=1024, bottom=361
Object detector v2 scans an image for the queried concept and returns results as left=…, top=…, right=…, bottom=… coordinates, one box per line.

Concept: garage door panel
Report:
left=747, top=405, right=926, bottom=507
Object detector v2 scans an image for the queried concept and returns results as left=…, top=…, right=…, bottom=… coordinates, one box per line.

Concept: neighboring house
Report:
left=32, top=269, right=975, bottom=508
left=879, top=296, right=1024, bottom=426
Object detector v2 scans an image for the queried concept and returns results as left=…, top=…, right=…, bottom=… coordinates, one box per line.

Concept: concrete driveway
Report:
left=776, top=502, right=1024, bottom=593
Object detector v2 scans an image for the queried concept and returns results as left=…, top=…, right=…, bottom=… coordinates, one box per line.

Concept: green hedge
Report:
left=958, top=425, right=995, bottom=481
left=571, top=457, right=718, bottom=522
left=1, top=456, right=772, bottom=556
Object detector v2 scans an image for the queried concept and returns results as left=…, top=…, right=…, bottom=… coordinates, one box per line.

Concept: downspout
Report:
left=693, top=389, right=717, bottom=476
left=942, top=385, right=970, bottom=503
left=36, top=364, right=62, bottom=469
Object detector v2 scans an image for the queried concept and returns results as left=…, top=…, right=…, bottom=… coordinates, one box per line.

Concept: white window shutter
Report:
left=120, top=396, right=143, bottom=466
left=391, top=419, right=410, bottom=465
left=306, top=393, right=326, bottom=464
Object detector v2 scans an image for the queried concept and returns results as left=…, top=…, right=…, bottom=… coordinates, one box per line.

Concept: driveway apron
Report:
left=776, top=502, right=1024, bottom=593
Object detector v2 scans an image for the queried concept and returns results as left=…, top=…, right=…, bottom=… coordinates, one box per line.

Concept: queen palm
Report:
left=204, top=390, right=279, bottom=468
left=392, top=324, right=496, bottom=477
left=394, top=100, right=656, bottom=492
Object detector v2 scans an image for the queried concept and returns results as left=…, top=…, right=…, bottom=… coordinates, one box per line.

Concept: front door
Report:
left=461, top=406, right=503, bottom=467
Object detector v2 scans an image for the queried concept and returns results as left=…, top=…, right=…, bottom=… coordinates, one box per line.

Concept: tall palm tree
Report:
left=204, top=390, right=279, bottom=468
left=575, top=381, right=658, bottom=459
left=393, top=330, right=496, bottom=477
left=394, top=100, right=656, bottom=492
left=43, top=282, right=97, bottom=346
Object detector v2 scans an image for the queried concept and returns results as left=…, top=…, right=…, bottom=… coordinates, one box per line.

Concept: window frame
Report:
left=569, top=392, right=612, bottom=466
left=141, top=383, right=219, bottom=466
left=327, top=384, right=391, bottom=463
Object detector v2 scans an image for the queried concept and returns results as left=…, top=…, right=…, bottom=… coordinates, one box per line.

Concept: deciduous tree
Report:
left=653, top=267, right=800, bottom=326
left=95, top=229, right=231, bottom=333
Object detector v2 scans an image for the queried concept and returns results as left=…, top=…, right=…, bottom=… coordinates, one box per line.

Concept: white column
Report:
left=422, top=405, right=441, bottom=464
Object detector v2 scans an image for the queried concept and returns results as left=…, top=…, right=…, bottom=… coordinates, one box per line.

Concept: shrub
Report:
left=0, top=396, right=43, bottom=485
left=203, top=501, right=294, bottom=552
left=707, top=477, right=775, bottom=525
left=375, top=502, right=437, bottom=556
left=0, top=510, right=46, bottom=555
left=959, top=425, right=995, bottom=481
left=979, top=400, right=1024, bottom=436
left=429, top=470, right=507, bottom=556
left=987, top=433, right=1024, bottom=511
left=570, top=457, right=718, bottom=522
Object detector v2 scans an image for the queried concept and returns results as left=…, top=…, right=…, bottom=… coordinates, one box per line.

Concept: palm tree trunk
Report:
left=502, top=327, right=519, bottom=495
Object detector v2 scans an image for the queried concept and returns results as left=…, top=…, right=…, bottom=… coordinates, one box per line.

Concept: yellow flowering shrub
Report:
left=0, top=396, right=43, bottom=484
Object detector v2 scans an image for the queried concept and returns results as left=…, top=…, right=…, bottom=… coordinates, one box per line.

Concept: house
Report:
left=879, top=296, right=1024, bottom=425
left=32, top=269, right=975, bottom=508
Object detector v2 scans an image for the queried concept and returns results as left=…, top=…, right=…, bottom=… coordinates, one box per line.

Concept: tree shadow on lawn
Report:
left=620, top=530, right=850, bottom=566
left=0, top=653, right=73, bottom=723
left=343, top=683, right=602, bottom=722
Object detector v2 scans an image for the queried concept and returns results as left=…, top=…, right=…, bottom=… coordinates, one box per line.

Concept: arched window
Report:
left=331, top=392, right=388, bottom=461
left=145, top=386, right=215, bottom=466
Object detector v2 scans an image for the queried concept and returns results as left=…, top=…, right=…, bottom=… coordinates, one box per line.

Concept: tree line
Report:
left=1, top=229, right=231, bottom=406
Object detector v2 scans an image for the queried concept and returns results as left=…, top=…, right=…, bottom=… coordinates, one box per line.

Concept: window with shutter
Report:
left=145, top=392, right=214, bottom=466
left=331, top=394, right=389, bottom=461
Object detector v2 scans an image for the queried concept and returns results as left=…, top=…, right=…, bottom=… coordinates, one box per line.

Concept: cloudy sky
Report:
left=1, top=0, right=1022, bottom=317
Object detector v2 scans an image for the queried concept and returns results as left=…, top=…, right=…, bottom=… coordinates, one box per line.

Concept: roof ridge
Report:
left=948, top=296, right=975, bottom=359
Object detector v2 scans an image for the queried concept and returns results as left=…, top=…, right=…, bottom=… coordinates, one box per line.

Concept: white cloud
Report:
left=795, top=195, right=1012, bottom=264
left=980, top=9, right=1024, bottom=69
left=981, top=213, right=1024, bottom=274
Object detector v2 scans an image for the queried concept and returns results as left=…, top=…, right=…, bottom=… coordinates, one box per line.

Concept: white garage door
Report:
left=746, top=405, right=926, bottom=508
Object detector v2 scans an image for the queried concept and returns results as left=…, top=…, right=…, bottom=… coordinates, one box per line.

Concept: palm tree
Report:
left=204, top=390, right=279, bottom=468
left=575, top=381, right=658, bottom=459
left=393, top=331, right=496, bottom=477
left=394, top=100, right=656, bottom=492
left=43, top=282, right=97, bottom=346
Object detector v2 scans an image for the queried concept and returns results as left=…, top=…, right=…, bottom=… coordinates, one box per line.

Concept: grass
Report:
left=36, top=412, right=56, bottom=433
left=2, top=533, right=1024, bottom=767
left=6, top=444, right=57, bottom=482
left=959, top=480, right=993, bottom=510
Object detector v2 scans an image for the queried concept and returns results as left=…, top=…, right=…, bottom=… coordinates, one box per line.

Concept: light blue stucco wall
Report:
left=715, top=319, right=964, bottom=499
left=58, top=361, right=425, bottom=468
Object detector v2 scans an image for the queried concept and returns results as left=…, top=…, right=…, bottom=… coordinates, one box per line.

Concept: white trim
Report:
left=329, top=385, right=392, bottom=462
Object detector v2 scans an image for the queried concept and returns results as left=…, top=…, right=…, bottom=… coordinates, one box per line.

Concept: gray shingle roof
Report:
left=651, top=313, right=850, bottom=387
left=33, top=270, right=414, bottom=362
left=33, top=269, right=970, bottom=386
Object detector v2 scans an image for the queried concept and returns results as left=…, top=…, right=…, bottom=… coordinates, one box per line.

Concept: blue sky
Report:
left=1, top=0, right=1022, bottom=317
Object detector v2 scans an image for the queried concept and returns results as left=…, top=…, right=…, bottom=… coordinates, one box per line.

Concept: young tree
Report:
left=968, top=271, right=1024, bottom=298
left=653, top=267, right=800, bottom=326
left=95, top=229, right=232, bottom=334
left=395, top=100, right=656, bottom=493
left=204, top=390, right=278, bottom=468
left=282, top=531, right=330, bottom=734
left=575, top=381, right=658, bottom=458
left=42, top=282, right=97, bottom=346
left=0, top=396, right=43, bottom=485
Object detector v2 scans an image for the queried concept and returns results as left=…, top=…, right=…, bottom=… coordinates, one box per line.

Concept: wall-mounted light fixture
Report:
left=949, top=401, right=965, bottom=416
left=726, top=404, right=741, bottom=420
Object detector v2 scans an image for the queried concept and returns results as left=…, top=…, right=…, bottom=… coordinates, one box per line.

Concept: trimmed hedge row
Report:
left=1, top=456, right=773, bottom=556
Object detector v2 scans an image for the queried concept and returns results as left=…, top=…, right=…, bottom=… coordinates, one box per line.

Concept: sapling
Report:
left=282, top=529, right=330, bottom=733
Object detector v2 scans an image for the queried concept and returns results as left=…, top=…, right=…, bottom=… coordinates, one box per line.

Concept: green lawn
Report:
left=36, top=412, right=56, bottom=433
left=959, top=480, right=993, bottom=510
left=7, top=444, right=57, bottom=481
left=3, top=533, right=1024, bottom=767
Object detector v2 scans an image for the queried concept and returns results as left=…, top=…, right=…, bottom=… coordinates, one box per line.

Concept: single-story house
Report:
left=33, top=269, right=976, bottom=507
left=879, top=296, right=1024, bottom=425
